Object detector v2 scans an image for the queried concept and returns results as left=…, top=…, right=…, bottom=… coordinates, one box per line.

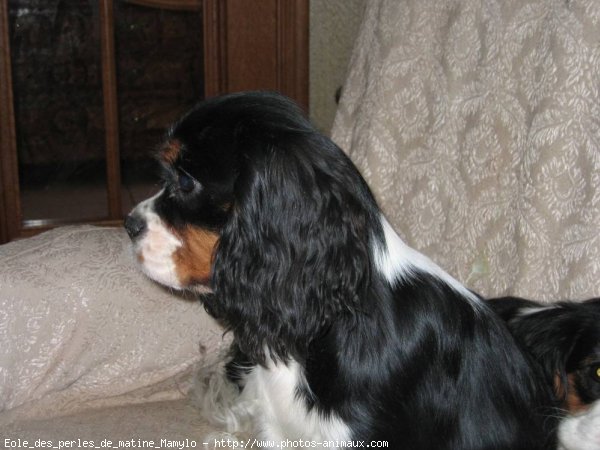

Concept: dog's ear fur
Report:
left=507, top=302, right=600, bottom=400
left=210, top=134, right=376, bottom=363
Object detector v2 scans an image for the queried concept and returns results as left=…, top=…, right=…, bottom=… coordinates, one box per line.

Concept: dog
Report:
left=488, top=297, right=600, bottom=449
left=488, top=297, right=600, bottom=413
left=125, top=91, right=557, bottom=449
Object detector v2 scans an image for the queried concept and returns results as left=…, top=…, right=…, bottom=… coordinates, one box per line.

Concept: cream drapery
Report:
left=332, top=0, right=600, bottom=300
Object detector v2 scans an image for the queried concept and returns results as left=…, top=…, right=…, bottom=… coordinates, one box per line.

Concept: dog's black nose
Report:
left=124, top=214, right=146, bottom=239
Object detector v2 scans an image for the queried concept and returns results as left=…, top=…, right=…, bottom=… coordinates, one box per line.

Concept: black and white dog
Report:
left=489, top=297, right=600, bottom=450
left=489, top=297, right=600, bottom=413
left=125, top=92, right=557, bottom=449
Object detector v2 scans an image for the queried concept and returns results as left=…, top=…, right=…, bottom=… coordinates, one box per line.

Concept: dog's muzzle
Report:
left=124, top=213, right=146, bottom=240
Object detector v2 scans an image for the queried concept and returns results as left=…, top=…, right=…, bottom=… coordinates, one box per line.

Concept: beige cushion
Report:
left=0, top=226, right=226, bottom=425
left=2, top=400, right=213, bottom=443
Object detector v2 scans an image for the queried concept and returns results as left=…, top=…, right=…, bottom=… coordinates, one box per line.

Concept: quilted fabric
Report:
left=332, top=0, right=600, bottom=300
left=0, top=226, right=226, bottom=425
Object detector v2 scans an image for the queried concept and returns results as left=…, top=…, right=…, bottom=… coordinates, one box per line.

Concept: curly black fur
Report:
left=128, top=92, right=559, bottom=449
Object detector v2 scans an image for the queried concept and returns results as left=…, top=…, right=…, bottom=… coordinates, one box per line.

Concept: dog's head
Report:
left=125, top=92, right=380, bottom=361
left=561, top=300, right=600, bottom=411
left=489, top=297, right=600, bottom=413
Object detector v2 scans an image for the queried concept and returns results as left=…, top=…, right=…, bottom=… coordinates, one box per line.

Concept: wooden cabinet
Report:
left=0, top=0, right=308, bottom=243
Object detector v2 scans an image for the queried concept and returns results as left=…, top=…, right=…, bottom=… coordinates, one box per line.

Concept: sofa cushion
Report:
left=0, top=226, right=226, bottom=425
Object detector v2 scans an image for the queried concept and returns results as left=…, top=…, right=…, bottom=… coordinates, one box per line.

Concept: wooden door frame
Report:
left=0, top=0, right=19, bottom=243
left=203, top=0, right=308, bottom=110
left=0, top=0, right=308, bottom=243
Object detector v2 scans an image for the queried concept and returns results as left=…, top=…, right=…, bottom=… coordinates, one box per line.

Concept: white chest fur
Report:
left=241, top=360, right=350, bottom=443
left=558, top=401, right=600, bottom=450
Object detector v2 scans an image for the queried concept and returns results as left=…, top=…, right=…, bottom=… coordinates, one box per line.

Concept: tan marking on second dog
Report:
left=161, top=139, right=181, bottom=164
left=555, top=373, right=590, bottom=413
left=172, top=226, right=219, bottom=286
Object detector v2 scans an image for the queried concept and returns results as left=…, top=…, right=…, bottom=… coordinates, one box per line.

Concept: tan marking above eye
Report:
left=219, top=202, right=233, bottom=212
left=171, top=225, right=219, bottom=286
left=161, top=139, right=181, bottom=164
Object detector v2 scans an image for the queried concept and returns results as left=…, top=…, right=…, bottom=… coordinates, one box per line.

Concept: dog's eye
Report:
left=178, top=172, right=195, bottom=193
left=593, top=365, right=600, bottom=381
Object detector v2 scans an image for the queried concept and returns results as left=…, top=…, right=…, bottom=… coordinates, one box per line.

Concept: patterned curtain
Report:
left=332, top=0, right=600, bottom=300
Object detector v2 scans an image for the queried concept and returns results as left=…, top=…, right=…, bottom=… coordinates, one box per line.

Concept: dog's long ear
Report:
left=211, top=134, right=377, bottom=363
left=511, top=304, right=599, bottom=400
